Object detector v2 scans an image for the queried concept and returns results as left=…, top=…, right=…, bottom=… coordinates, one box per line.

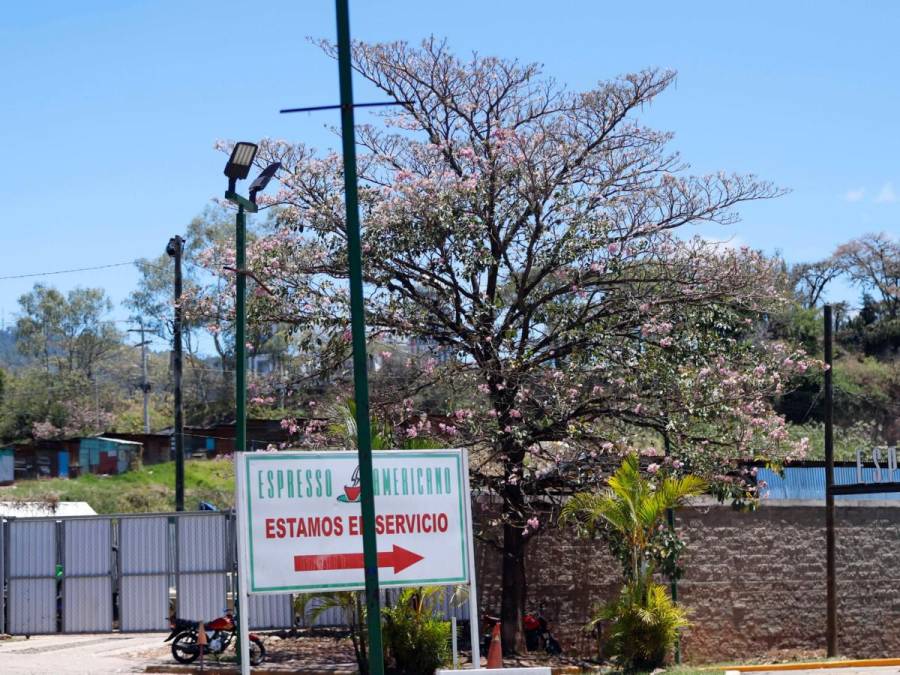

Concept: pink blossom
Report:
left=509, top=408, right=522, bottom=418
left=405, top=426, right=419, bottom=438
left=647, top=463, right=660, bottom=474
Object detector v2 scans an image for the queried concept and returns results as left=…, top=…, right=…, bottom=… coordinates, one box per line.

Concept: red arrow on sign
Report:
left=294, top=544, right=424, bottom=574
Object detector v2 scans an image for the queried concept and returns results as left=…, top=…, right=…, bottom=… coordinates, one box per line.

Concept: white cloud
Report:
left=843, top=188, right=865, bottom=202
left=875, top=182, right=896, bottom=203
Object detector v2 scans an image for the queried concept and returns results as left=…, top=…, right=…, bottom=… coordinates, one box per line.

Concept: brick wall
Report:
left=474, top=501, right=900, bottom=663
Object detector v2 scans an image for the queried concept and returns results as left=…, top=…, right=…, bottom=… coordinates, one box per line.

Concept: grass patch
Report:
left=0, top=458, right=235, bottom=513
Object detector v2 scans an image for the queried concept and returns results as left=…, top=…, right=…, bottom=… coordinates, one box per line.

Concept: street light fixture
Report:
left=248, top=161, right=282, bottom=204
left=224, top=142, right=259, bottom=191
left=223, top=142, right=281, bottom=669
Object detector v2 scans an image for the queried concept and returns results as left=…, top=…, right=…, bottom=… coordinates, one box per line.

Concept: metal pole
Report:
left=236, top=205, right=247, bottom=458
left=462, top=450, right=481, bottom=668
left=334, top=2, right=384, bottom=672
left=140, top=323, right=150, bottom=434
left=451, top=615, right=458, bottom=669
left=824, top=304, right=837, bottom=657
left=234, top=203, right=251, bottom=671
left=664, top=432, right=680, bottom=664
left=170, top=235, right=185, bottom=513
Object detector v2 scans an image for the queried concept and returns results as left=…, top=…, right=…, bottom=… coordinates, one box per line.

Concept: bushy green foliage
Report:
left=382, top=587, right=451, bottom=675
left=594, top=580, right=688, bottom=672
left=788, top=421, right=883, bottom=461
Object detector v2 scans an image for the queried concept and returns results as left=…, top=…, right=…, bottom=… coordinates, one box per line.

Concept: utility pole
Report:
left=167, top=236, right=185, bottom=512
left=824, top=304, right=837, bottom=656
left=128, top=322, right=152, bottom=434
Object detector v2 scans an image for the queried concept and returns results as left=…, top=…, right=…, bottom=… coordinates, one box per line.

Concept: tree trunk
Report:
left=500, top=523, right=527, bottom=654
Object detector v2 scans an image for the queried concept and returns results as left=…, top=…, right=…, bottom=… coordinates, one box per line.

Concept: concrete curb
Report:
left=145, top=665, right=597, bottom=675
left=144, top=665, right=357, bottom=674
left=729, top=657, right=900, bottom=672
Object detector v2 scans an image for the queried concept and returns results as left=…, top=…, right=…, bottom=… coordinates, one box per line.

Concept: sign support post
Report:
left=333, top=0, right=385, bottom=672
left=462, top=450, right=481, bottom=667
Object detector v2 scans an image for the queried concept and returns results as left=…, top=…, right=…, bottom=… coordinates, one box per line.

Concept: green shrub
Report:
left=382, top=587, right=451, bottom=675
left=595, top=580, right=688, bottom=672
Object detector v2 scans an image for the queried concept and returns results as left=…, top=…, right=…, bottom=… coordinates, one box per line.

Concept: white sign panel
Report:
left=236, top=449, right=471, bottom=594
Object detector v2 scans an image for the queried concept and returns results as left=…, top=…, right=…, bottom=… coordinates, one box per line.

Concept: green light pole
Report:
left=334, top=1, right=385, bottom=672
left=223, top=145, right=281, bottom=669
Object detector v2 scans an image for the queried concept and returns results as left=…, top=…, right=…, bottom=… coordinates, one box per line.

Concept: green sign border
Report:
left=244, top=450, right=469, bottom=593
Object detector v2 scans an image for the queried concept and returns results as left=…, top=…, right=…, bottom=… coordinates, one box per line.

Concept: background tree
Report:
left=16, top=284, right=120, bottom=379
left=834, top=232, right=900, bottom=319
left=790, top=258, right=843, bottom=309
left=199, top=39, right=812, bottom=650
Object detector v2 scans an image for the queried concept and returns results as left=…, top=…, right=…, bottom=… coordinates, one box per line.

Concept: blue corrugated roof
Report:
left=759, top=466, right=900, bottom=500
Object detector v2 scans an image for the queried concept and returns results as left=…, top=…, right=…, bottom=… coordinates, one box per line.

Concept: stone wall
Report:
left=474, top=501, right=900, bottom=663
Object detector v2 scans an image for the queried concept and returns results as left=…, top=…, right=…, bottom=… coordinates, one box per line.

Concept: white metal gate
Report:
left=0, top=520, right=5, bottom=634
left=176, top=513, right=228, bottom=621
left=1, top=512, right=299, bottom=634
left=119, top=515, right=171, bottom=631
left=62, top=518, right=114, bottom=632
left=7, top=520, right=57, bottom=634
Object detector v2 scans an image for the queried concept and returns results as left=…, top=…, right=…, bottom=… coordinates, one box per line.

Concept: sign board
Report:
left=236, top=449, right=472, bottom=594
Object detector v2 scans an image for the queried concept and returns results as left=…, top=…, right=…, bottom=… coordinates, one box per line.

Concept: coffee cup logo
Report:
left=337, top=465, right=362, bottom=503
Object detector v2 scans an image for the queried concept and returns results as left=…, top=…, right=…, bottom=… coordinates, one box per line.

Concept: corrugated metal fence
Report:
left=0, top=511, right=464, bottom=635
left=0, top=512, right=293, bottom=634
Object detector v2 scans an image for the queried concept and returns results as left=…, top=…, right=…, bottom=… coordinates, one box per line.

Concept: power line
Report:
left=0, top=260, right=165, bottom=281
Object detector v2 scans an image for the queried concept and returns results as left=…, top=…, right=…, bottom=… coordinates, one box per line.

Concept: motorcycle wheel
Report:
left=171, top=632, right=199, bottom=664
left=249, top=636, right=266, bottom=666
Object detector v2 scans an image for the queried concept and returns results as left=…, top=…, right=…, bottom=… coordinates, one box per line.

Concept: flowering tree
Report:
left=200, top=39, right=814, bottom=650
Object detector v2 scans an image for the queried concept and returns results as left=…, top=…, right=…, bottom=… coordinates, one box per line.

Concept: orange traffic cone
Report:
left=486, top=622, right=503, bottom=668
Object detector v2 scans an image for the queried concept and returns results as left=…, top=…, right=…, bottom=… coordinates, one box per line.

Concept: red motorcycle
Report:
left=166, top=611, right=265, bottom=665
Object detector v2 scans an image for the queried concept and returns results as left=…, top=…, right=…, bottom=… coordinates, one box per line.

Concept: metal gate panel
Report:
left=0, top=520, right=5, bottom=634
left=8, top=520, right=57, bottom=634
left=248, top=594, right=294, bottom=629
left=8, top=579, right=56, bottom=634
left=62, top=519, right=113, bottom=632
left=120, top=516, right=170, bottom=631
left=179, top=573, right=226, bottom=621
left=177, top=514, right=227, bottom=621
left=64, top=578, right=112, bottom=632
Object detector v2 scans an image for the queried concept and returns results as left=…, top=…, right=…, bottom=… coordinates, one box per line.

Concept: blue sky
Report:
left=1, top=1, right=898, bottom=344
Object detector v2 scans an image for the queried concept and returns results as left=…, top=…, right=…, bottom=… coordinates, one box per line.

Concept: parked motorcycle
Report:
left=481, top=604, right=562, bottom=655
left=165, top=611, right=265, bottom=665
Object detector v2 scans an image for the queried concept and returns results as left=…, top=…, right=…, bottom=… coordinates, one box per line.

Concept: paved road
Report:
left=731, top=669, right=900, bottom=675
left=0, top=633, right=169, bottom=674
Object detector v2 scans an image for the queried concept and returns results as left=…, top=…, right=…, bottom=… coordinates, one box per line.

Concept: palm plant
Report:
left=560, top=454, right=706, bottom=671
left=560, top=454, right=705, bottom=585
